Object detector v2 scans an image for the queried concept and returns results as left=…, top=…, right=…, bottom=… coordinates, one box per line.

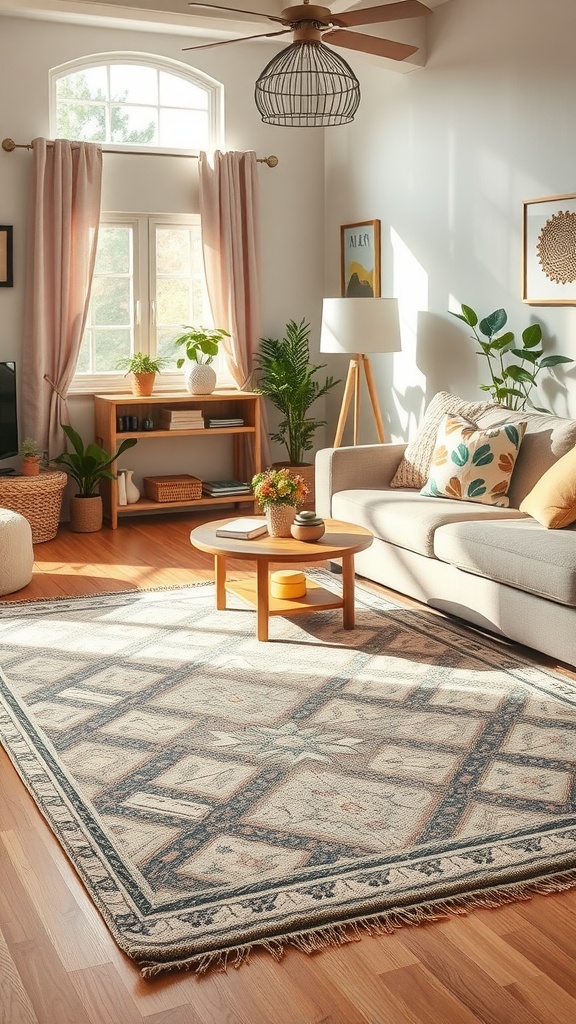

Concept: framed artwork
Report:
left=340, top=220, right=380, bottom=297
left=0, top=226, right=13, bottom=287
left=522, top=194, right=576, bottom=304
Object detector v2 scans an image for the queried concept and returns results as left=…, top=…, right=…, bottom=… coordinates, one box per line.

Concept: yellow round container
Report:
left=270, top=569, right=307, bottom=600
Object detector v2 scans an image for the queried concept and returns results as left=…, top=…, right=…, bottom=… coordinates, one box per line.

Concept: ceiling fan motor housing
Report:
left=280, top=5, right=334, bottom=23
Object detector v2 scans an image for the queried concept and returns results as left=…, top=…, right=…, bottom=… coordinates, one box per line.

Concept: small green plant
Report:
left=253, top=319, right=340, bottom=465
left=53, top=424, right=137, bottom=497
left=451, top=304, right=574, bottom=411
left=116, top=353, right=169, bottom=375
left=18, top=437, right=41, bottom=457
left=173, top=326, right=230, bottom=367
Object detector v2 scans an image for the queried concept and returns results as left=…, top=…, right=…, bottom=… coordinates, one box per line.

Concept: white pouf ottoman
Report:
left=0, top=508, right=34, bottom=596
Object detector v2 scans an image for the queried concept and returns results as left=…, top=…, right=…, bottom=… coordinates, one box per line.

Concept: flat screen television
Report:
left=0, top=361, right=18, bottom=469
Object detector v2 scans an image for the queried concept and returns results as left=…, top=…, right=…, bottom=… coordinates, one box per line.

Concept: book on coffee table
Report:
left=215, top=518, right=268, bottom=540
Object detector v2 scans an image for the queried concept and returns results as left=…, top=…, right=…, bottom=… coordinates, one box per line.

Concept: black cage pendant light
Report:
left=254, top=11, right=360, bottom=129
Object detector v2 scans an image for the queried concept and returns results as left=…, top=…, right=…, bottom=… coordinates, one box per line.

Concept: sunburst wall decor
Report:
left=523, top=193, right=576, bottom=304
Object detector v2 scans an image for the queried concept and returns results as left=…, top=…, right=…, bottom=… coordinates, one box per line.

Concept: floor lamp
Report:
left=320, top=298, right=402, bottom=447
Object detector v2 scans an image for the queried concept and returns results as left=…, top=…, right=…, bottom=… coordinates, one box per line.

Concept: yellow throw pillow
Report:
left=519, top=446, right=576, bottom=529
left=420, top=414, right=527, bottom=507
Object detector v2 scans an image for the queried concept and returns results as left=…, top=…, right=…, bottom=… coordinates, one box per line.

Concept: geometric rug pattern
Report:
left=1, top=572, right=576, bottom=975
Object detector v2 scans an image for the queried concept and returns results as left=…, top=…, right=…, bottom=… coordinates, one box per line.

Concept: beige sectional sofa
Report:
left=316, top=394, right=576, bottom=667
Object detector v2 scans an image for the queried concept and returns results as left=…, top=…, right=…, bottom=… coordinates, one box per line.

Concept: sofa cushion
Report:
left=473, top=406, right=576, bottom=508
left=389, top=391, right=499, bottom=490
left=331, top=487, right=524, bottom=557
left=434, top=518, right=576, bottom=605
left=420, top=414, right=526, bottom=507
left=519, top=445, right=576, bottom=529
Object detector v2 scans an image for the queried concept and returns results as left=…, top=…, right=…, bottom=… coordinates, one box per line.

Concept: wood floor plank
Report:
left=398, top=926, right=552, bottom=1024
left=0, top=925, right=39, bottom=1024
left=2, top=829, right=111, bottom=972
left=1, top=514, right=576, bottom=1024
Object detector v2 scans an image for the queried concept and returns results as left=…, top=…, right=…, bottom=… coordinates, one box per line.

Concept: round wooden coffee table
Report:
left=190, top=517, right=373, bottom=641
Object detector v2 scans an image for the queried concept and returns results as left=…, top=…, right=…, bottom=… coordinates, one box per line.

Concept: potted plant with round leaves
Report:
left=116, top=352, right=170, bottom=397
left=53, top=424, right=137, bottom=532
left=19, top=437, right=42, bottom=476
left=173, top=325, right=230, bottom=395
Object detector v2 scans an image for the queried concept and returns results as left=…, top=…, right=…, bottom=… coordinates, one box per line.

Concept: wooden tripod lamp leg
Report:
left=333, top=358, right=358, bottom=447
left=362, top=355, right=387, bottom=443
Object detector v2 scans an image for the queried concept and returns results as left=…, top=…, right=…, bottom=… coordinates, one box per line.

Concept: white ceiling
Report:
left=0, top=0, right=452, bottom=40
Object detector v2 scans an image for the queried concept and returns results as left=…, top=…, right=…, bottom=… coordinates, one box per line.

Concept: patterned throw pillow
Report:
left=420, top=414, right=527, bottom=507
left=390, top=391, right=499, bottom=490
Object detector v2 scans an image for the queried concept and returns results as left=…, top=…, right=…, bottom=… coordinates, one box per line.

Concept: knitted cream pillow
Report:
left=390, top=391, right=499, bottom=489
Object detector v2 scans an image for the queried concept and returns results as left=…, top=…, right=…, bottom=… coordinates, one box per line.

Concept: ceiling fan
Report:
left=184, top=1, right=432, bottom=127
left=184, top=1, right=432, bottom=62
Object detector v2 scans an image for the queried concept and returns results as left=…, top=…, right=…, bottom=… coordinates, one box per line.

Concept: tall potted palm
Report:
left=253, top=319, right=340, bottom=504
left=53, top=424, right=137, bottom=532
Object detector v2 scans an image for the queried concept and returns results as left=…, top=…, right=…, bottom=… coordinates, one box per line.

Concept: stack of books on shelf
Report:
left=207, top=417, right=244, bottom=428
left=159, top=407, right=205, bottom=430
left=202, top=479, right=252, bottom=498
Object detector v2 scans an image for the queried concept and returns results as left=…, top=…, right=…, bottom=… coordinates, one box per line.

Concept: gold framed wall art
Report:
left=522, top=194, right=576, bottom=304
left=340, top=220, right=380, bottom=297
left=0, top=225, right=13, bottom=287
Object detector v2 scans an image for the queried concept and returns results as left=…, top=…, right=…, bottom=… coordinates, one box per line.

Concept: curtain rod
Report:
left=1, top=137, right=278, bottom=167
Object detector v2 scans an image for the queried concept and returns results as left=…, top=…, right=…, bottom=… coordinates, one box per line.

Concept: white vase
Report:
left=123, top=470, right=140, bottom=504
left=265, top=505, right=296, bottom=538
left=184, top=363, right=217, bottom=395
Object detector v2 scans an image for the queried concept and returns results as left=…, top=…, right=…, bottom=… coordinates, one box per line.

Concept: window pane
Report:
left=56, top=67, right=107, bottom=101
left=94, top=329, right=132, bottom=372
left=157, top=278, right=191, bottom=325
left=110, top=65, right=158, bottom=104
left=156, top=228, right=191, bottom=275
left=159, top=72, right=208, bottom=109
left=76, top=332, right=92, bottom=373
left=156, top=329, right=181, bottom=368
left=92, top=278, right=131, bottom=326
left=57, top=103, right=106, bottom=142
left=94, top=225, right=131, bottom=275
left=110, top=105, right=157, bottom=145
left=159, top=108, right=209, bottom=149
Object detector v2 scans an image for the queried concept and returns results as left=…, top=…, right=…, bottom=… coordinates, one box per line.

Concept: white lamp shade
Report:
left=320, top=297, right=402, bottom=355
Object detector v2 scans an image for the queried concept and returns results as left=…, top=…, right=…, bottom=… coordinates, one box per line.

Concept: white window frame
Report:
left=50, top=51, right=224, bottom=155
left=70, top=212, right=236, bottom=395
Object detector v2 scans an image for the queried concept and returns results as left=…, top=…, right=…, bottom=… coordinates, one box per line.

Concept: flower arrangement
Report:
left=251, top=467, right=309, bottom=509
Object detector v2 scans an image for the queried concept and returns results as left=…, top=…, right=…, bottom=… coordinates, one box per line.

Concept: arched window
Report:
left=50, top=53, right=223, bottom=152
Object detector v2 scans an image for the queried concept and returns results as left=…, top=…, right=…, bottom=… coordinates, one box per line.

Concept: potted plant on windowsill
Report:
left=116, top=353, right=170, bottom=397
left=253, top=319, right=340, bottom=506
left=19, top=437, right=42, bottom=476
left=53, top=424, right=137, bottom=533
left=173, top=325, right=231, bottom=395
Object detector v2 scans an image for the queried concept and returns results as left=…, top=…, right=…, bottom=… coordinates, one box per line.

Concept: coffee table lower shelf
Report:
left=227, top=577, right=343, bottom=617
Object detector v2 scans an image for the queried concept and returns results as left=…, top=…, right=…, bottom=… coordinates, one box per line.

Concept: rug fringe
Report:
left=139, top=866, right=576, bottom=978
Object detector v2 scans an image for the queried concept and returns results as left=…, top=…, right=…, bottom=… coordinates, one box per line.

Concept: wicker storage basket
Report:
left=143, top=474, right=202, bottom=502
left=0, top=470, right=67, bottom=543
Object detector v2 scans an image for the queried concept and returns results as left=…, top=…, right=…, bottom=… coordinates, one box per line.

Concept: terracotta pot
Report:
left=131, top=372, right=156, bottom=396
left=21, top=456, right=41, bottom=476
left=69, top=495, right=103, bottom=533
left=265, top=504, right=295, bottom=538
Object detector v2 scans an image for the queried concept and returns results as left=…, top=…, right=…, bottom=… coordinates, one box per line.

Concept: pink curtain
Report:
left=22, top=138, right=102, bottom=458
left=198, top=150, right=270, bottom=467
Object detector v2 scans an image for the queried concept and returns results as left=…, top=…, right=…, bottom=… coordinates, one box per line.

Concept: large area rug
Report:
left=1, top=572, right=576, bottom=977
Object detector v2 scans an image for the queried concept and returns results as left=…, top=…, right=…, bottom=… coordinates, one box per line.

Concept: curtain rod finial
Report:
left=264, top=154, right=278, bottom=167
left=2, top=138, right=16, bottom=152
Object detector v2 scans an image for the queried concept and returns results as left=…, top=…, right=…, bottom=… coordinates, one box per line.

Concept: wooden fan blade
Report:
left=188, top=3, right=284, bottom=24
left=326, top=28, right=418, bottom=60
left=333, top=1, right=431, bottom=29
left=183, top=28, right=290, bottom=50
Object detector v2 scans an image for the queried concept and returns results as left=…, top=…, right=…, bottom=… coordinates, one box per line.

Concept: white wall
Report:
left=324, top=0, right=576, bottom=446
left=0, top=14, right=326, bottom=480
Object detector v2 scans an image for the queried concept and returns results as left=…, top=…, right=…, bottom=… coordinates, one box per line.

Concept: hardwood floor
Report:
left=1, top=512, right=576, bottom=1024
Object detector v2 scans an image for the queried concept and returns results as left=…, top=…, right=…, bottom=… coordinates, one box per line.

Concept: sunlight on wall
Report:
left=390, top=227, right=429, bottom=440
